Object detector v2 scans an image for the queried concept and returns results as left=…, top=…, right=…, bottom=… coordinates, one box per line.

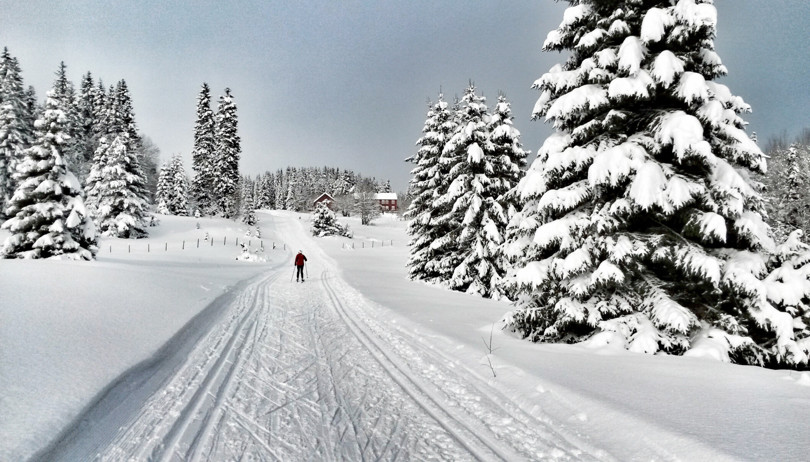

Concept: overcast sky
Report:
left=2, top=1, right=809, bottom=191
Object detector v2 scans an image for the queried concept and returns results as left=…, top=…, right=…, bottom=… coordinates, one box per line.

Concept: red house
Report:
left=313, top=192, right=335, bottom=210
left=374, top=193, right=398, bottom=212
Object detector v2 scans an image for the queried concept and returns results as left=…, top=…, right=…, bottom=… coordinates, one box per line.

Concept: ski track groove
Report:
left=319, top=268, right=608, bottom=462
left=84, top=225, right=609, bottom=462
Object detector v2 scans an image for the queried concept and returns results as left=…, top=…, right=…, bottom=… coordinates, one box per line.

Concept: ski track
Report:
left=75, top=217, right=609, bottom=461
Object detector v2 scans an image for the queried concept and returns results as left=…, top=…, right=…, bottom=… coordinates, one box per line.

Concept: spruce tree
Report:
left=51, top=62, right=82, bottom=173
left=156, top=159, right=172, bottom=214
left=0, top=48, right=34, bottom=216
left=74, top=71, right=97, bottom=183
left=156, top=154, right=189, bottom=216
left=504, top=1, right=786, bottom=364
left=169, top=154, right=189, bottom=216
left=406, top=94, right=457, bottom=283
left=311, top=201, right=350, bottom=237
left=429, top=84, right=491, bottom=290
left=85, top=131, right=150, bottom=237
left=191, top=83, right=216, bottom=215
left=213, top=88, right=240, bottom=217
left=2, top=91, right=97, bottom=259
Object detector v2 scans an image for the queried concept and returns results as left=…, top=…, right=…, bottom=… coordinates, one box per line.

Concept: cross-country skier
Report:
left=294, top=250, right=307, bottom=282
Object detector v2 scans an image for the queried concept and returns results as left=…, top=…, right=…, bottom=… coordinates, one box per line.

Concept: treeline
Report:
left=0, top=47, right=156, bottom=259
left=759, top=129, right=810, bottom=240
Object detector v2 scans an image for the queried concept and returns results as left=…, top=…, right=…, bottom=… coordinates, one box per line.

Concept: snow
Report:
left=640, top=8, right=673, bottom=44
left=617, top=36, right=645, bottom=75
left=651, top=50, right=685, bottom=87
left=2, top=211, right=810, bottom=461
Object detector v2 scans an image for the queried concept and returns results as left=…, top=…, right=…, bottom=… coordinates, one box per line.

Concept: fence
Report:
left=102, top=236, right=288, bottom=254
left=342, top=240, right=394, bottom=250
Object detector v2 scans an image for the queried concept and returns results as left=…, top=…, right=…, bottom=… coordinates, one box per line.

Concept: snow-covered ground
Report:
left=2, top=211, right=809, bottom=461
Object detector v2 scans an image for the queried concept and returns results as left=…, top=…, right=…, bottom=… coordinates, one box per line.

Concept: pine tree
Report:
left=191, top=83, right=216, bottom=215
left=74, top=71, right=97, bottom=183
left=311, top=201, right=350, bottom=237
left=213, top=88, right=240, bottom=217
left=156, top=154, right=189, bottom=216
left=504, top=1, right=782, bottom=364
left=156, top=160, right=172, bottom=213
left=169, top=154, right=189, bottom=216
left=51, top=62, right=82, bottom=173
left=423, top=84, right=487, bottom=288
left=406, top=94, right=457, bottom=283
left=1, top=91, right=96, bottom=259
left=0, top=48, right=34, bottom=217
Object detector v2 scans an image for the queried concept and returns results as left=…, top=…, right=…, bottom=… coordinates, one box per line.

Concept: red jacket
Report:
left=295, top=253, right=307, bottom=266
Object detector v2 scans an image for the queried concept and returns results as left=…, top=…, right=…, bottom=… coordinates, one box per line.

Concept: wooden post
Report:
left=197, top=238, right=199, bottom=248
left=109, top=245, right=112, bottom=253
left=165, top=242, right=167, bottom=251
left=224, top=236, right=227, bottom=245
left=236, top=237, right=239, bottom=247
left=148, top=243, right=150, bottom=253
left=128, top=244, right=131, bottom=253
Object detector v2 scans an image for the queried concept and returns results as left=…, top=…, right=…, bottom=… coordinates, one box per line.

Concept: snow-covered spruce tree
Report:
left=240, top=175, right=256, bottom=225
left=406, top=94, right=458, bottom=283
left=503, top=1, right=796, bottom=365
left=0, top=48, right=34, bottom=217
left=169, top=154, right=189, bottom=216
left=74, top=71, right=97, bottom=183
left=1, top=91, right=96, bottom=259
left=761, top=143, right=810, bottom=240
left=430, top=83, right=506, bottom=295
left=191, top=83, right=217, bottom=215
left=213, top=88, right=240, bottom=218
left=51, top=62, right=83, bottom=174
left=156, top=154, right=189, bottom=216
left=84, top=133, right=150, bottom=238
left=156, top=160, right=171, bottom=211
left=311, top=201, right=350, bottom=237
left=488, top=94, right=529, bottom=221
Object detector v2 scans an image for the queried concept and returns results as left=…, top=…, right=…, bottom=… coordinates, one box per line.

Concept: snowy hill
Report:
left=1, top=211, right=809, bottom=461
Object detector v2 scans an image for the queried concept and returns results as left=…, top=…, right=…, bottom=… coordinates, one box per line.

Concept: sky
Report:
left=1, top=1, right=809, bottom=192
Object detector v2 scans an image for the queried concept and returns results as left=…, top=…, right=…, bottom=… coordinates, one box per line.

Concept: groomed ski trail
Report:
left=54, top=212, right=610, bottom=461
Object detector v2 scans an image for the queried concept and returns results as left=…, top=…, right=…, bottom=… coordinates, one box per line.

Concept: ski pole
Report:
left=305, top=262, right=309, bottom=278
left=291, top=266, right=295, bottom=282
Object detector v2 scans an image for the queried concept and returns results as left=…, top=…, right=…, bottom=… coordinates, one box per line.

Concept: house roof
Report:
left=374, top=193, right=397, bottom=200
left=313, top=192, right=334, bottom=203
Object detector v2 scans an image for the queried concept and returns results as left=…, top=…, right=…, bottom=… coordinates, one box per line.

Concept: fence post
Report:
left=224, top=236, right=227, bottom=246
left=165, top=242, right=168, bottom=251
left=362, top=242, right=364, bottom=248
left=211, top=238, right=214, bottom=246
left=182, top=240, right=185, bottom=250
left=128, top=244, right=131, bottom=253
left=109, top=245, right=112, bottom=253
left=236, top=237, right=239, bottom=247
left=148, top=243, right=150, bottom=253
left=261, top=240, right=264, bottom=249
left=372, top=241, right=374, bottom=248
left=197, top=238, right=199, bottom=248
